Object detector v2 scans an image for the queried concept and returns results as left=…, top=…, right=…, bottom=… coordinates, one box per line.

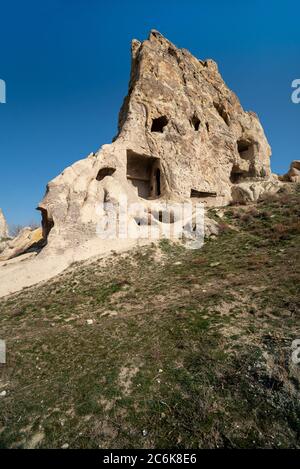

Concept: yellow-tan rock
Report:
left=280, top=161, right=300, bottom=183
left=0, top=209, right=8, bottom=240
left=0, top=227, right=44, bottom=261
left=38, top=30, right=274, bottom=254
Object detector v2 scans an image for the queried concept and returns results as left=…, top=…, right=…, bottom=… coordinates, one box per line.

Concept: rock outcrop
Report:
left=0, top=227, right=43, bottom=261
left=0, top=209, right=8, bottom=240
left=231, top=177, right=281, bottom=205
left=280, top=161, right=300, bottom=183
left=38, top=30, right=273, bottom=254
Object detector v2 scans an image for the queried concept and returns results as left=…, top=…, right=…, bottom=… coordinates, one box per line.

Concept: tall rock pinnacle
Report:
left=38, top=30, right=273, bottom=253
left=0, top=208, right=8, bottom=240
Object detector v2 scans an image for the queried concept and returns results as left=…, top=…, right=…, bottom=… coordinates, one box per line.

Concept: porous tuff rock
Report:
left=0, top=209, right=8, bottom=240
left=231, top=176, right=280, bottom=205
left=280, top=160, right=300, bottom=183
left=0, top=227, right=43, bottom=261
left=38, top=30, right=272, bottom=253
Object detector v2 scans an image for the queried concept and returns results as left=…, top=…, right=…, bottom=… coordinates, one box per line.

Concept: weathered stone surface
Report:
left=231, top=177, right=281, bottom=204
left=204, top=218, right=220, bottom=237
left=0, top=227, right=44, bottom=261
left=0, top=241, right=8, bottom=255
left=0, top=209, right=8, bottom=240
left=280, top=160, right=300, bottom=183
left=38, top=30, right=273, bottom=255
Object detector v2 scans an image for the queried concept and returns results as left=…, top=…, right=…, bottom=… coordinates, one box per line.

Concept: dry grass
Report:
left=0, top=187, right=299, bottom=449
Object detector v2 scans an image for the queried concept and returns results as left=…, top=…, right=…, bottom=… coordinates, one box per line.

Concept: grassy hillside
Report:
left=0, top=186, right=299, bottom=449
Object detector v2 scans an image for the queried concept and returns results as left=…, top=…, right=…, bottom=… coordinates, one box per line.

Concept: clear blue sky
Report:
left=0, top=0, right=299, bottom=226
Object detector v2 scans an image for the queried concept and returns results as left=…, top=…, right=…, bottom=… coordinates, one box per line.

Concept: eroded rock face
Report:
left=0, top=209, right=8, bottom=240
left=0, top=227, right=44, bottom=261
left=280, top=161, right=300, bottom=183
left=38, top=30, right=273, bottom=253
left=231, top=176, right=281, bottom=205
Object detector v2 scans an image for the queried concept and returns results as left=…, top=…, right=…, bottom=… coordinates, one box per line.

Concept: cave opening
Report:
left=230, top=166, right=243, bottom=184
left=151, top=116, right=168, bottom=133
left=230, top=139, right=257, bottom=183
left=96, top=167, right=116, bottom=181
left=237, top=139, right=255, bottom=161
left=126, top=150, right=162, bottom=199
left=191, top=115, right=201, bottom=131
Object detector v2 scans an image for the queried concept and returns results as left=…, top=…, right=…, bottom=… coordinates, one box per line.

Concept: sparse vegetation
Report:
left=0, top=187, right=299, bottom=449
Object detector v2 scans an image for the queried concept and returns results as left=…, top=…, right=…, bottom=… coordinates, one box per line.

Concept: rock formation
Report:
left=0, top=209, right=8, bottom=240
left=0, top=227, right=43, bottom=261
left=280, top=160, right=300, bottom=183
left=38, top=30, right=274, bottom=254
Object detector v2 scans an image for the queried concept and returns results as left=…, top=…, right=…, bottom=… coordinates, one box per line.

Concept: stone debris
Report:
left=0, top=227, right=44, bottom=261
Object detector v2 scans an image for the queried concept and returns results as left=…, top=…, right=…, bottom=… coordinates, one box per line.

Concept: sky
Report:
left=0, top=0, right=299, bottom=226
